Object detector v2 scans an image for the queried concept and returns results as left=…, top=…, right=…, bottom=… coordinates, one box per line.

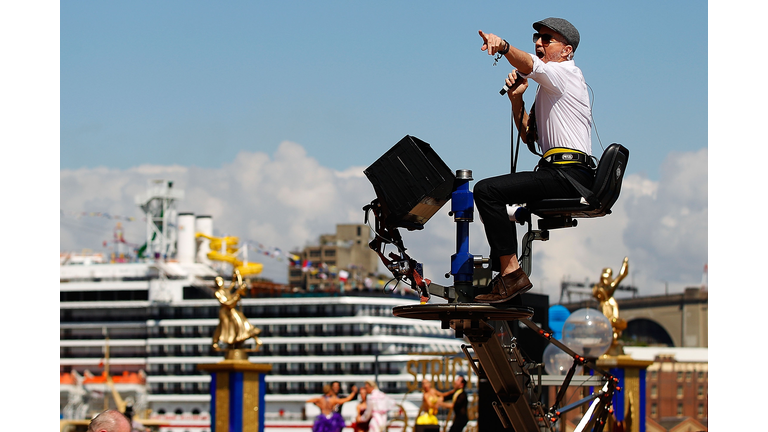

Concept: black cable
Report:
left=384, top=277, right=400, bottom=293
left=587, top=82, right=604, bottom=153
left=510, top=99, right=526, bottom=174
left=519, top=231, right=533, bottom=268
left=511, top=107, right=515, bottom=172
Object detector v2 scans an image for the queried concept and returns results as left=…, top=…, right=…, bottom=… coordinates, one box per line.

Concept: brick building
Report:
left=624, top=347, right=708, bottom=429
left=288, top=224, right=382, bottom=290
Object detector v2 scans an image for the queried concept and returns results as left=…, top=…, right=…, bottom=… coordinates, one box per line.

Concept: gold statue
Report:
left=212, top=269, right=262, bottom=358
left=592, top=257, right=629, bottom=356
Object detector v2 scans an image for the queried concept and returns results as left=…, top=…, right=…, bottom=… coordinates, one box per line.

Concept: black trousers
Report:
left=473, top=162, right=594, bottom=272
left=448, top=415, right=468, bottom=432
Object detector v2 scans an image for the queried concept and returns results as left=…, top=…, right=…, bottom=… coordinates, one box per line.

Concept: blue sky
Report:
left=61, top=1, right=707, bottom=182
left=56, top=1, right=712, bottom=293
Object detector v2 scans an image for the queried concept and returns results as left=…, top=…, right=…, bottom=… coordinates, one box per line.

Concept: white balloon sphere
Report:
left=543, top=342, right=582, bottom=375
left=561, top=308, right=613, bottom=358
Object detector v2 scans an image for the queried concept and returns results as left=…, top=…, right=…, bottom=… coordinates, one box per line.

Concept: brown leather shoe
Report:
left=473, top=268, right=533, bottom=303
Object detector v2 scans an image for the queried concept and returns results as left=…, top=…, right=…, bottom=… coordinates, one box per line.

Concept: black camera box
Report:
left=364, top=135, right=455, bottom=228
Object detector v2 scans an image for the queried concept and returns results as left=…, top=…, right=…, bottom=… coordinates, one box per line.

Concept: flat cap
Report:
left=533, top=17, right=580, bottom=52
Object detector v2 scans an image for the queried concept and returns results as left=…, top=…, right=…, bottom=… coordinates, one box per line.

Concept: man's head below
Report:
left=453, top=375, right=467, bottom=390
left=532, top=17, right=580, bottom=63
left=87, top=409, right=132, bottom=432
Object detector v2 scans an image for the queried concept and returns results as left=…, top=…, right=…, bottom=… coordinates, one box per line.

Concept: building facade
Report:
left=645, top=354, right=708, bottom=425
left=288, top=224, right=381, bottom=290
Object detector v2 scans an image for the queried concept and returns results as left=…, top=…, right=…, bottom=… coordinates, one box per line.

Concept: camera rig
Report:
left=362, top=135, right=631, bottom=432
left=363, top=197, right=431, bottom=302
left=363, top=166, right=480, bottom=304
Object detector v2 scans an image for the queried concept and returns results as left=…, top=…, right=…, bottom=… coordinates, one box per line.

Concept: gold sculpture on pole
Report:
left=589, top=257, right=653, bottom=432
left=212, top=269, right=263, bottom=360
left=592, top=257, right=629, bottom=356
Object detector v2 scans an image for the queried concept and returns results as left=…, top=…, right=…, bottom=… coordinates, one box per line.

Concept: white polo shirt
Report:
left=521, top=54, right=592, bottom=155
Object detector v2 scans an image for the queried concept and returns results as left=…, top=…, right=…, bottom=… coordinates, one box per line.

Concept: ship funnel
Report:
left=177, top=213, right=196, bottom=264
left=195, top=215, right=213, bottom=265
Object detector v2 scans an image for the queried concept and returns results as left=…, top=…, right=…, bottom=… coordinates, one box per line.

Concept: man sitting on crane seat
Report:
left=474, top=17, right=593, bottom=303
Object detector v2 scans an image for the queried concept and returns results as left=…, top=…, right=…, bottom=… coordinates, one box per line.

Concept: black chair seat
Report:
left=525, top=143, right=629, bottom=227
left=527, top=197, right=593, bottom=214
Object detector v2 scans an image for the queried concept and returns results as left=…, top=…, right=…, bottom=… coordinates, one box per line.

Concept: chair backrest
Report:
left=590, top=143, right=629, bottom=214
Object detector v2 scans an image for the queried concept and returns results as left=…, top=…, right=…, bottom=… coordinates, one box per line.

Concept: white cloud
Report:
left=61, top=144, right=707, bottom=299
left=520, top=148, right=708, bottom=300
left=60, top=141, right=378, bottom=283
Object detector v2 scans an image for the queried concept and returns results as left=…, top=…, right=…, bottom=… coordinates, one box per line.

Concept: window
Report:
left=698, top=404, right=704, bottom=417
left=677, top=371, right=683, bottom=381
left=650, top=384, right=657, bottom=398
left=677, top=385, right=684, bottom=398
left=697, top=385, right=704, bottom=398
left=651, top=404, right=657, bottom=417
left=686, top=371, right=692, bottom=381
left=676, top=403, right=683, bottom=416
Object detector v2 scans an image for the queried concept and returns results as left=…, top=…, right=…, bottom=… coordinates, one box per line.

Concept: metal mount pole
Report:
left=450, top=169, right=475, bottom=302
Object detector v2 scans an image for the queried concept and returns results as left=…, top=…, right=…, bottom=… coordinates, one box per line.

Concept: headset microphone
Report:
left=499, top=72, right=527, bottom=95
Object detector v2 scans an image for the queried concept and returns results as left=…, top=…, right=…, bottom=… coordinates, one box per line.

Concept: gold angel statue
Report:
left=592, top=257, right=629, bottom=356
left=212, top=269, right=262, bottom=354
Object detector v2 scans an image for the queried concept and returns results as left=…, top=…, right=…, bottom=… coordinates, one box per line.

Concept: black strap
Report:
left=512, top=99, right=525, bottom=173
left=526, top=101, right=541, bottom=157
left=553, top=166, right=599, bottom=208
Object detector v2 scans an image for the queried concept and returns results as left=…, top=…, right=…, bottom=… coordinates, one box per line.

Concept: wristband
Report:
left=499, top=40, right=510, bottom=55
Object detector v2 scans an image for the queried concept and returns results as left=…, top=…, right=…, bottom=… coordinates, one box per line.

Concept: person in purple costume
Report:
left=308, top=384, right=357, bottom=432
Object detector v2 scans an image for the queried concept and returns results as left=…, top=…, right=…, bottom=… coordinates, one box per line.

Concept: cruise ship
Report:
left=60, top=181, right=470, bottom=432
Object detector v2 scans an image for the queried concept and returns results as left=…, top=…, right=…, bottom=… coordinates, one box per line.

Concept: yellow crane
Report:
left=196, top=233, right=263, bottom=276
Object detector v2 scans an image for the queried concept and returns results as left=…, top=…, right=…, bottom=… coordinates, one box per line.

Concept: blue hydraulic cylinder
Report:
left=450, top=170, right=474, bottom=283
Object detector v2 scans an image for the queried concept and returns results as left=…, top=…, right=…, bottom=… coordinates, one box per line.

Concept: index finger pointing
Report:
left=478, top=30, right=490, bottom=51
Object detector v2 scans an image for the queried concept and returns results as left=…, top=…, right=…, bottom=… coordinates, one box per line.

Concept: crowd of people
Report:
left=307, top=378, right=469, bottom=432
left=86, top=378, right=470, bottom=432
